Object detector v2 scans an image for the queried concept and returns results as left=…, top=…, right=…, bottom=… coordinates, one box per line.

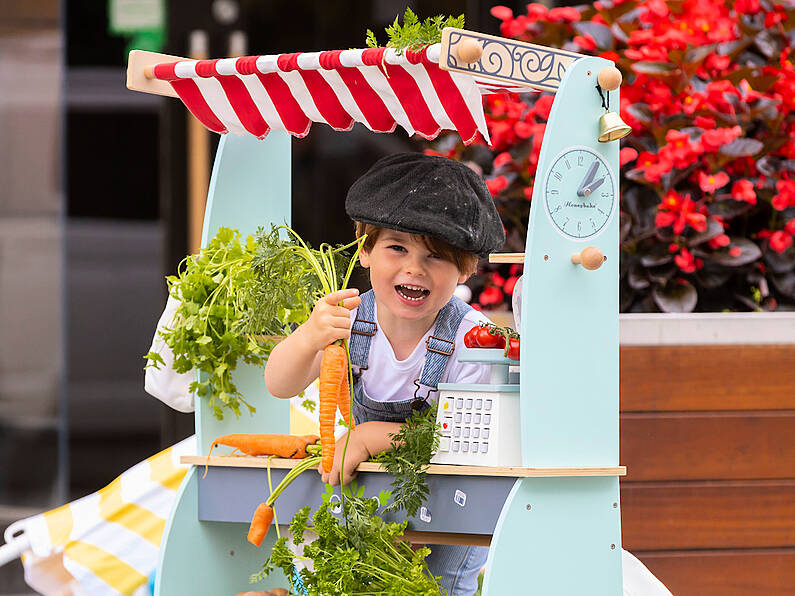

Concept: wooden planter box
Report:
left=619, top=313, right=795, bottom=596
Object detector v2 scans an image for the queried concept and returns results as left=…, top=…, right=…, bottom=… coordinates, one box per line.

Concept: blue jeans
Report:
left=426, top=544, right=488, bottom=596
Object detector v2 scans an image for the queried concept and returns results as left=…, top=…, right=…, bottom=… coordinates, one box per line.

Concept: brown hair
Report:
left=354, top=221, right=479, bottom=277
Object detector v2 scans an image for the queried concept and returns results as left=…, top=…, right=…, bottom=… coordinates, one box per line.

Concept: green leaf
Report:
left=631, top=61, right=675, bottom=74
left=652, top=279, right=698, bottom=313
left=719, top=138, right=763, bottom=158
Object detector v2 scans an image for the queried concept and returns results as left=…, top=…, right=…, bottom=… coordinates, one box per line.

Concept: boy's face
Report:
left=359, top=230, right=468, bottom=324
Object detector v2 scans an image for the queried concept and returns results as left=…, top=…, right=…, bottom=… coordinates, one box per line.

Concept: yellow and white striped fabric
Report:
left=21, top=436, right=196, bottom=596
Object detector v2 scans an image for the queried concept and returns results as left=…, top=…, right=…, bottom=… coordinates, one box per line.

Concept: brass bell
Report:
left=598, top=110, right=632, bottom=143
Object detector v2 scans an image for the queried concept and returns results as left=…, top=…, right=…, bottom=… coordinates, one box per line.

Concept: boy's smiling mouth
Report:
left=395, top=284, right=430, bottom=303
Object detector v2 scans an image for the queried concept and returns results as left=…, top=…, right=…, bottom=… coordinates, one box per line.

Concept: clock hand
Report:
left=577, top=162, right=599, bottom=196
left=582, top=176, right=605, bottom=196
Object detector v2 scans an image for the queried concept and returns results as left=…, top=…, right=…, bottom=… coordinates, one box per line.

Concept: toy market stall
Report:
left=125, top=26, right=638, bottom=596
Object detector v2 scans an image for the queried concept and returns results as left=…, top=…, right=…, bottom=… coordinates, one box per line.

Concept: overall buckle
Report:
left=351, top=318, right=377, bottom=336
left=412, top=378, right=437, bottom=410
left=425, top=335, right=454, bottom=356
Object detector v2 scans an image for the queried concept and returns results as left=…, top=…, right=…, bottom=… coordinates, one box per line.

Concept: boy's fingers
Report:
left=323, top=288, right=359, bottom=305
left=340, top=296, right=362, bottom=310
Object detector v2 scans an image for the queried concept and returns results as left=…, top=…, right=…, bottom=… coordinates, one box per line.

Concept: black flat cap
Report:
left=345, top=153, right=505, bottom=257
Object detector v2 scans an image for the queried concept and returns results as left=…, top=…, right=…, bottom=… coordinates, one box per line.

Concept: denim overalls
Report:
left=348, top=290, right=488, bottom=596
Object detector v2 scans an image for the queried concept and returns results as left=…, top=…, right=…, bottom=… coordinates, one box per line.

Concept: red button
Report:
left=443, top=423, right=448, bottom=429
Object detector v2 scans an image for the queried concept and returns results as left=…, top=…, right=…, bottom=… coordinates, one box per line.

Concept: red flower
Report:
left=674, top=248, right=702, bottom=273
left=734, top=0, right=762, bottom=14
left=769, top=230, right=794, bottom=253
left=708, top=233, right=731, bottom=249
left=786, top=219, right=795, bottom=236
left=772, top=179, right=795, bottom=211
left=493, top=152, right=513, bottom=170
left=694, top=115, right=716, bottom=129
left=731, top=180, right=757, bottom=204
left=620, top=147, right=638, bottom=167
left=532, top=95, right=554, bottom=121
left=486, top=176, right=509, bottom=196
left=574, top=34, right=596, bottom=50
left=698, top=170, right=730, bottom=193
left=656, top=191, right=707, bottom=234
left=526, top=3, right=549, bottom=21
left=547, top=6, right=580, bottom=22
left=490, top=5, right=514, bottom=20
left=700, top=126, right=742, bottom=152
left=764, top=4, right=787, bottom=28
left=729, top=246, right=742, bottom=257
left=514, top=121, right=534, bottom=139
left=523, top=186, right=534, bottom=200
left=479, top=285, right=504, bottom=307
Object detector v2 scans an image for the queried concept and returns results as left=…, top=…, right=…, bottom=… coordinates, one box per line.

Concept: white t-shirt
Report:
left=350, top=301, right=491, bottom=403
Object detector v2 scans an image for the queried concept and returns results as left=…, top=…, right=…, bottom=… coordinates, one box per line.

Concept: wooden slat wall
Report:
left=619, top=345, right=795, bottom=595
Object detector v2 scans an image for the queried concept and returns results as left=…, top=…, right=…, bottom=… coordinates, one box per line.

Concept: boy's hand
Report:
left=300, top=288, right=361, bottom=352
left=320, top=427, right=370, bottom=486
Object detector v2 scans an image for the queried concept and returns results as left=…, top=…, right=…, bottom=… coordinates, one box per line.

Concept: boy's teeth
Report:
left=396, top=284, right=429, bottom=301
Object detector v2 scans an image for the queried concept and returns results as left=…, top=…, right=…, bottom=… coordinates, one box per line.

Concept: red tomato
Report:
left=464, top=326, right=480, bottom=348
left=476, top=326, right=505, bottom=349
left=506, top=337, right=520, bottom=361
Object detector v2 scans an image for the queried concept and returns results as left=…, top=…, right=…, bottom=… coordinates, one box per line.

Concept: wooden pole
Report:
left=186, top=30, right=210, bottom=255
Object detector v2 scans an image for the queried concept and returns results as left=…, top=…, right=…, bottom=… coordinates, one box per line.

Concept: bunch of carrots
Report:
left=274, top=226, right=365, bottom=474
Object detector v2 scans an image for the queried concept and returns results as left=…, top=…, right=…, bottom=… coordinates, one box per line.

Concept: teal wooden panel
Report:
left=482, top=476, right=622, bottom=596
left=193, top=133, right=293, bottom=455
left=519, top=56, right=620, bottom=467
left=155, top=467, right=287, bottom=596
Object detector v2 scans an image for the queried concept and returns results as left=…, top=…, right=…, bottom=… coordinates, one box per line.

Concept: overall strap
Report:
left=348, top=289, right=377, bottom=374
left=414, top=296, right=471, bottom=404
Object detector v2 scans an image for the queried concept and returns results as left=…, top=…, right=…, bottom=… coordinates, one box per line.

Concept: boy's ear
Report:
left=358, top=249, right=371, bottom=269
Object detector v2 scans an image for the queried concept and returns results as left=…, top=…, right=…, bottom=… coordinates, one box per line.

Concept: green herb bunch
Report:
left=373, top=405, right=441, bottom=517
left=145, top=227, right=263, bottom=419
left=253, top=486, right=446, bottom=595
left=365, top=8, right=464, bottom=54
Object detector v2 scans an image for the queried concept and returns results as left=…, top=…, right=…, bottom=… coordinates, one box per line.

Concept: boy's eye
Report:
left=428, top=253, right=442, bottom=260
left=387, top=244, right=406, bottom=252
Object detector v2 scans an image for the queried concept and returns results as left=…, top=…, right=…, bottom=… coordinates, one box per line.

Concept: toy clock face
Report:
left=543, top=146, right=616, bottom=241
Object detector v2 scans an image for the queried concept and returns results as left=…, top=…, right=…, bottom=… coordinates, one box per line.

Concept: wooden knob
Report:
left=597, top=66, right=622, bottom=91
left=457, top=38, right=483, bottom=64
left=143, top=65, right=155, bottom=79
left=571, top=246, right=604, bottom=270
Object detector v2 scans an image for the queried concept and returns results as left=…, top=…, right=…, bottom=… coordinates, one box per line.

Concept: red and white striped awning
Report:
left=149, top=44, right=529, bottom=146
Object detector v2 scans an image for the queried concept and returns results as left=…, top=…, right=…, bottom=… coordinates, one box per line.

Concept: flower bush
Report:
left=431, top=0, right=795, bottom=312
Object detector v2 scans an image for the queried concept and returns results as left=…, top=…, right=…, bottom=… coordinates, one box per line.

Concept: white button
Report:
left=455, top=398, right=464, bottom=408
left=482, top=428, right=490, bottom=439
left=485, top=399, right=493, bottom=410
left=454, top=412, right=462, bottom=423
left=464, top=413, right=472, bottom=423
left=474, top=413, right=482, bottom=424
left=453, top=426, right=461, bottom=437
left=463, top=427, right=470, bottom=438
left=472, top=428, right=480, bottom=438
left=453, top=441, right=460, bottom=452
left=438, top=437, right=450, bottom=451
left=484, top=414, right=491, bottom=424
left=465, top=398, right=473, bottom=409
left=481, top=442, right=488, bottom=453
left=472, top=441, right=479, bottom=451
left=475, top=399, right=483, bottom=409
left=462, top=441, right=469, bottom=452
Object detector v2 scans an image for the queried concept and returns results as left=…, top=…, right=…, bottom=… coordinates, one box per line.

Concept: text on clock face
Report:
left=544, top=147, right=615, bottom=240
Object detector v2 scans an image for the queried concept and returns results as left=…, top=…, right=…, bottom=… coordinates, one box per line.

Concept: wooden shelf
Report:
left=183, top=455, right=625, bottom=477
left=489, top=253, right=524, bottom=263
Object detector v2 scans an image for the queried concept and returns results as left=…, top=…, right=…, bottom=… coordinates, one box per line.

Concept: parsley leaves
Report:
left=365, top=8, right=465, bottom=54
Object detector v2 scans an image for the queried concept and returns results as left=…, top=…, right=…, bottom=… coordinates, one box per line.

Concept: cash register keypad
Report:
left=438, top=395, right=493, bottom=456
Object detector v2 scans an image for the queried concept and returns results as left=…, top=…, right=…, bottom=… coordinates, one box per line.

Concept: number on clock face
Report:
left=543, top=146, right=616, bottom=240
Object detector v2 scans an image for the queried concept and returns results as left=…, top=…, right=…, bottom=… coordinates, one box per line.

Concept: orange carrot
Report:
left=337, top=359, right=354, bottom=430
left=319, top=343, right=347, bottom=472
left=207, top=434, right=319, bottom=459
left=247, top=502, right=274, bottom=547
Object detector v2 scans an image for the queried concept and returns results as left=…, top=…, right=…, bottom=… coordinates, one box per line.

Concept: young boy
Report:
left=264, top=152, right=505, bottom=596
